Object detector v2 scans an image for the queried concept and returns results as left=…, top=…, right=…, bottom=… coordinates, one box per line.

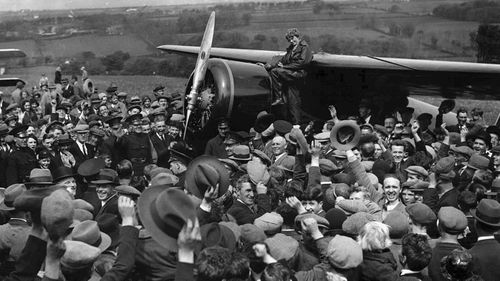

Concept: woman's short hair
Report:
left=358, top=221, right=392, bottom=251
left=285, top=28, right=300, bottom=40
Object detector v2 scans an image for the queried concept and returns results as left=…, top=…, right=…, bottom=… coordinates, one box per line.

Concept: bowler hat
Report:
left=0, top=184, right=26, bottom=211
left=184, top=155, right=229, bottom=199
left=254, top=113, right=275, bottom=133
left=229, top=145, right=252, bottom=161
left=330, top=120, right=361, bottom=151
left=25, top=169, right=53, bottom=187
left=53, top=167, right=76, bottom=183
left=70, top=220, right=112, bottom=251
left=90, top=169, right=119, bottom=185
left=138, top=187, right=197, bottom=250
left=471, top=199, right=500, bottom=227
left=78, top=158, right=105, bottom=177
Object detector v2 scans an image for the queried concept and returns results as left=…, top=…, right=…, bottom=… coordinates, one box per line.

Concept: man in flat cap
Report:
left=259, top=28, right=312, bottom=124
left=6, top=125, right=37, bottom=185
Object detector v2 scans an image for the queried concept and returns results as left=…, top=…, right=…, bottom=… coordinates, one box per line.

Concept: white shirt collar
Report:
left=400, top=269, right=420, bottom=276
left=477, top=236, right=495, bottom=241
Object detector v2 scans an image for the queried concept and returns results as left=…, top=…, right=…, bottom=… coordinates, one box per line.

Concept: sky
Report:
left=0, top=0, right=280, bottom=11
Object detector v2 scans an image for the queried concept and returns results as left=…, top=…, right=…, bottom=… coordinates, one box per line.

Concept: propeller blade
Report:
left=184, top=11, right=215, bottom=140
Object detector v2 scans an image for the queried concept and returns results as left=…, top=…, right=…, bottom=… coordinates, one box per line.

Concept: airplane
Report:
left=159, top=13, right=500, bottom=142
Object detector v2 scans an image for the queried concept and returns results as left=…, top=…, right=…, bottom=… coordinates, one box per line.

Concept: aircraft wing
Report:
left=0, top=78, right=25, bottom=87
left=0, top=49, right=26, bottom=59
left=158, top=45, right=283, bottom=63
left=158, top=45, right=500, bottom=99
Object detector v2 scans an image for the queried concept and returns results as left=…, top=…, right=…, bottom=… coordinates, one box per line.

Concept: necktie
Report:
left=82, top=144, right=87, bottom=156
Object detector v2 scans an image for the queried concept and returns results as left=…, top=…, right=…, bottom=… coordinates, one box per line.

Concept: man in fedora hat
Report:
left=0, top=184, right=29, bottom=275
left=6, top=125, right=37, bottom=185
left=469, top=199, right=500, bottom=281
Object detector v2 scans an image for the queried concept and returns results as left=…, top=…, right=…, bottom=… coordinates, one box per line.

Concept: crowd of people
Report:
left=0, top=60, right=500, bottom=281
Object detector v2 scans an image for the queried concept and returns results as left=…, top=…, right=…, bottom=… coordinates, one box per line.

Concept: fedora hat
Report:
left=90, top=169, right=119, bottom=185
left=74, top=124, right=89, bottom=133
left=41, top=189, right=74, bottom=241
left=138, top=187, right=197, bottom=250
left=70, top=220, right=112, bottom=251
left=330, top=120, right=361, bottom=151
left=185, top=155, right=230, bottom=199
left=0, top=184, right=26, bottom=211
left=78, top=158, right=106, bottom=177
left=247, top=160, right=270, bottom=185
left=14, top=185, right=62, bottom=225
left=53, top=166, right=76, bottom=183
left=471, top=199, right=500, bottom=227
left=252, top=149, right=272, bottom=166
left=169, top=142, right=192, bottom=165
left=25, top=169, right=53, bottom=187
left=54, top=134, right=74, bottom=147
left=61, top=241, right=101, bottom=271
left=229, top=145, right=252, bottom=161
left=72, top=199, right=94, bottom=213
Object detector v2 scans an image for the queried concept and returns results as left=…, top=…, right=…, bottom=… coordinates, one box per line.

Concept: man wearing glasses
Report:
left=259, top=28, right=313, bottom=124
left=6, top=125, right=37, bottom=185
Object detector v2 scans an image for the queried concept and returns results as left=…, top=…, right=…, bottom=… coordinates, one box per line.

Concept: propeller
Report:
left=183, top=11, right=215, bottom=140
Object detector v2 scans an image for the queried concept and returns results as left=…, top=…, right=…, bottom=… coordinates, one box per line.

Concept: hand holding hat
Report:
left=177, top=218, right=202, bottom=264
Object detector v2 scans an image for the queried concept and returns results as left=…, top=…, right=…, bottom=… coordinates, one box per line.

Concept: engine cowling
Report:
left=184, top=58, right=271, bottom=140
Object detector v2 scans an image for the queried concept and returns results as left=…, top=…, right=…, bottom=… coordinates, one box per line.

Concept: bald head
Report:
left=272, top=136, right=287, bottom=156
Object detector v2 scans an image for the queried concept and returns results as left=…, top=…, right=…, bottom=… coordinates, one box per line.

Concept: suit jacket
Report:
left=6, top=147, right=37, bottom=186
left=227, top=195, right=272, bottom=225
left=150, top=133, right=170, bottom=168
left=69, top=141, right=95, bottom=169
left=470, top=238, right=500, bottom=281
left=4, top=235, right=47, bottom=281
left=99, top=226, right=139, bottom=281
left=271, top=153, right=295, bottom=171
left=95, top=194, right=119, bottom=221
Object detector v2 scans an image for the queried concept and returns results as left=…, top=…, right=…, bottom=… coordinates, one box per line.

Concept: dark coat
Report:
left=117, top=133, right=152, bottom=176
left=95, top=194, right=119, bottom=221
left=150, top=133, right=170, bottom=168
left=428, top=242, right=464, bottom=281
left=0, top=147, right=10, bottom=187
left=134, top=230, right=178, bottom=281
left=204, top=134, right=227, bottom=159
left=470, top=238, right=500, bottom=281
left=279, top=39, right=313, bottom=73
left=227, top=195, right=272, bottom=225
left=98, top=226, right=139, bottom=281
left=69, top=141, right=95, bottom=170
left=3, top=235, right=47, bottom=281
left=6, top=147, right=37, bottom=186
left=359, top=249, right=399, bottom=281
